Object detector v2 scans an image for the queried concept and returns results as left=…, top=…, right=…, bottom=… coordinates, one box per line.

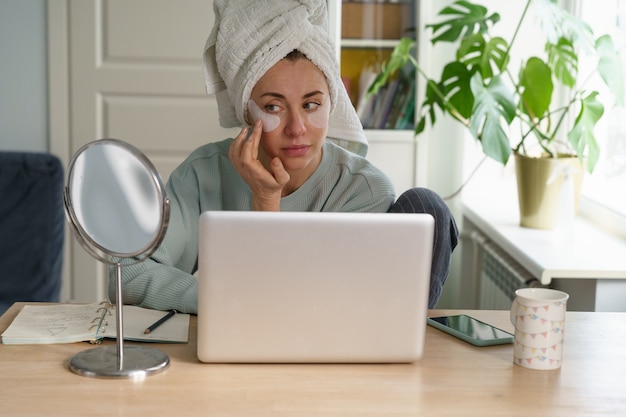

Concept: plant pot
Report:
left=514, top=153, right=585, bottom=230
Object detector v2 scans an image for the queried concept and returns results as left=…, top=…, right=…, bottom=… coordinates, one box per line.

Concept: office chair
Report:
left=0, top=152, right=65, bottom=315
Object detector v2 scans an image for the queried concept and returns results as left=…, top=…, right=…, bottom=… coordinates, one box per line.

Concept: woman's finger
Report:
left=241, top=120, right=262, bottom=162
left=229, top=126, right=249, bottom=163
left=270, top=157, right=290, bottom=187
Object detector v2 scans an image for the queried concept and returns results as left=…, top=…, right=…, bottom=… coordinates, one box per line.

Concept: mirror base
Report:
left=69, top=345, right=169, bottom=379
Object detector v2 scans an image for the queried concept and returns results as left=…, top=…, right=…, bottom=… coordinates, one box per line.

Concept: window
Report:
left=577, top=0, right=626, bottom=223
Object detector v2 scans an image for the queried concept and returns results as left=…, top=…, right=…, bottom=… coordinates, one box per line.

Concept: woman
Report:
left=113, top=0, right=458, bottom=313
left=229, top=50, right=393, bottom=212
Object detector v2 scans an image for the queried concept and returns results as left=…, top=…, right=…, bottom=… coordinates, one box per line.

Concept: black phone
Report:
left=427, top=314, right=514, bottom=346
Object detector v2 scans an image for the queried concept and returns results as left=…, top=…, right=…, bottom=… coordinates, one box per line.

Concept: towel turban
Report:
left=202, top=0, right=368, bottom=156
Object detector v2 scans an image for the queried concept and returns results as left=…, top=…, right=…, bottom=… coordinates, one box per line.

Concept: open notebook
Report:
left=1, top=302, right=190, bottom=344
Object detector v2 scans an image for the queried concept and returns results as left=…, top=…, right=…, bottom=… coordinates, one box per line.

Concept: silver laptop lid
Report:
left=197, top=211, right=434, bottom=363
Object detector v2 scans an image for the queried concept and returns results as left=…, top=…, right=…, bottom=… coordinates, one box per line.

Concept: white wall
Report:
left=0, top=0, right=48, bottom=152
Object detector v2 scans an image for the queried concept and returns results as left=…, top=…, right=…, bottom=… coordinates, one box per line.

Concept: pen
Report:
left=144, top=310, right=177, bottom=334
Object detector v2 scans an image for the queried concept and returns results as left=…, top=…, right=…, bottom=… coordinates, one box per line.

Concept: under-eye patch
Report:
left=247, top=100, right=280, bottom=132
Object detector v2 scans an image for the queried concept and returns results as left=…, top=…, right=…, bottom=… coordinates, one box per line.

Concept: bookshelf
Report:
left=330, top=0, right=420, bottom=192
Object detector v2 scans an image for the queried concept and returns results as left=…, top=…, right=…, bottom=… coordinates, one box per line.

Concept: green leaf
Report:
left=468, top=73, right=516, bottom=164
left=415, top=78, right=446, bottom=135
left=567, top=91, right=604, bottom=172
left=427, top=0, right=500, bottom=44
left=414, top=63, right=474, bottom=134
left=367, top=38, right=415, bottom=96
left=440, top=62, right=475, bottom=119
left=415, top=115, right=427, bottom=135
left=546, top=37, right=577, bottom=88
left=477, top=113, right=512, bottom=166
left=457, top=34, right=510, bottom=79
left=519, top=57, right=553, bottom=119
left=595, top=34, right=625, bottom=107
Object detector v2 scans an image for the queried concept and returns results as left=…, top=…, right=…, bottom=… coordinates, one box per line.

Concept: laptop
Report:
left=197, top=210, right=434, bottom=363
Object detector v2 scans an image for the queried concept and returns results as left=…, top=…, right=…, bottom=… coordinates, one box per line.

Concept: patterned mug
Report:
left=510, top=288, right=569, bottom=370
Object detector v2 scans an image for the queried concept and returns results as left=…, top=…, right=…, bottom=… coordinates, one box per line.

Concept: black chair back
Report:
left=0, top=152, right=65, bottom=314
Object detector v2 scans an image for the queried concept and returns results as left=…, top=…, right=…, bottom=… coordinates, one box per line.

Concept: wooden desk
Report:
left=1, top=303, right=625, bottom=416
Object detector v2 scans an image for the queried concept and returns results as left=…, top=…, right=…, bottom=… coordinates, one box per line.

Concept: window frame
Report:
left=574, top=0, right=626, bottom=236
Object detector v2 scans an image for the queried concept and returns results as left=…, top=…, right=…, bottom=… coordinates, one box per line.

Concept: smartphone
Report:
left=427, top=314, right=514, bottom=346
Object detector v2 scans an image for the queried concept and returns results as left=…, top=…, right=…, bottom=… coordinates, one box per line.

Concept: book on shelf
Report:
left=371, top=78, right=400, bottom=129
left=394, top=84, right=416, bottom=130
left=355, top=64, right=416, bottom=130
left=392, top=66, right=416, bottom=130
left=365, top=84, right=389, bottom=129
left=382, top=81, right=406, bottom=129
left=355, top=68, right=378, bottom=126
left=1, top=302, right=190, bottom=345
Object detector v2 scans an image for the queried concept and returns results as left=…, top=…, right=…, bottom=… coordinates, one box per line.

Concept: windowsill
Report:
left=460, top=164, right=626, bottom=285
left=579, top=197, right=626, bottom=241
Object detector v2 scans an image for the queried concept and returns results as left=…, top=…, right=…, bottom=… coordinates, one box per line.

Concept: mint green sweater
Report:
left=112, top=139, right=395, bottom=313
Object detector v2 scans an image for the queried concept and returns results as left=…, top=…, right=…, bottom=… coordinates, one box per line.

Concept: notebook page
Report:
left=1, top=303, right=105, bottom=344
left=105, top=306, right=190, bottom=343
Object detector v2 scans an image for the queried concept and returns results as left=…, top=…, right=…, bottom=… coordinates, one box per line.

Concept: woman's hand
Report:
left=229, top=120, right=290, bottom=211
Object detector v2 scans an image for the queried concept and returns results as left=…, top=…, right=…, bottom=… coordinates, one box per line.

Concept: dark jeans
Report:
left=388, top=188, right=459, bottom=308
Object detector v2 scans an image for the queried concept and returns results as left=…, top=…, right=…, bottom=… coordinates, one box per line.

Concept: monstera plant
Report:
left=370, top=0, right=624, bottom=228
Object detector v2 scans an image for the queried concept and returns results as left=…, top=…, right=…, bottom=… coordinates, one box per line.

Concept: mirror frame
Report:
left=64, top=138, right=170, bottom=264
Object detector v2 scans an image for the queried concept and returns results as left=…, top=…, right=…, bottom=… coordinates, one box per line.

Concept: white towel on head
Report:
left=202, top=0, right=368, bottom=156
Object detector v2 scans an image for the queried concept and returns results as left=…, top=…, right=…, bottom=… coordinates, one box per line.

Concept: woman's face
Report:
left=249, top=58, right=330, bottom=181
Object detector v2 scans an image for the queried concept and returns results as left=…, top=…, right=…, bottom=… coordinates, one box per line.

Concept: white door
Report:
left=49, top=0, right=239, bottom=302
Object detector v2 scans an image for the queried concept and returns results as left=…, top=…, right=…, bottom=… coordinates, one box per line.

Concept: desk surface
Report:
left=1, top=303, right=625, bottom=416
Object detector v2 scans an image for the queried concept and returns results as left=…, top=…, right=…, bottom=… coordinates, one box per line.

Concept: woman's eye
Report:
left=265, top=104, right=280, bottom=113
left=304, top=102, right=321, bottom=111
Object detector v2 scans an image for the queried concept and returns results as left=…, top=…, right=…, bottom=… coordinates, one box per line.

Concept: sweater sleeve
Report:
left=109, top=163, right=203, bottom=314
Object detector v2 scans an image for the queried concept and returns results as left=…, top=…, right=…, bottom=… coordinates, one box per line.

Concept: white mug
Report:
left=510, top=288, right=569, bottom=370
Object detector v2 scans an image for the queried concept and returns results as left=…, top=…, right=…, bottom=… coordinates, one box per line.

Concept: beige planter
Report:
left=514, top=153, right=585, bottom=229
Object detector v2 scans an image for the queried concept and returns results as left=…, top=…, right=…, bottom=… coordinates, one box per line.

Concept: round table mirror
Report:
left=64, top=138, right=171, bottom=379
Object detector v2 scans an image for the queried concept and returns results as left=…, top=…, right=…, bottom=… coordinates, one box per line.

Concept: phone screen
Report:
left=428, top=314, right=514, bottom=345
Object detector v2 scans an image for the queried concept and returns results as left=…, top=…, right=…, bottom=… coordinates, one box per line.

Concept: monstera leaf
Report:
left=469, top=73, right=516, bottom=164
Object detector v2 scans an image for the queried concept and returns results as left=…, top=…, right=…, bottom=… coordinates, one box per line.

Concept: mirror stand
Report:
left=68, top=263, right=170, bottom=379
left=64, top=139, right=172, bottom=379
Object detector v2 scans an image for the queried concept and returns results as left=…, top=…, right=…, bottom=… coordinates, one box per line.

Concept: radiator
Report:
left=474, top=234, right=543, bottom=309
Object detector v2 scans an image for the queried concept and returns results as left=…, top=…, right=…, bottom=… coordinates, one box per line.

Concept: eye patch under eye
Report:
left=307, top=99, right=330, bottom=129
left=247, top=100, right=280, bottom=132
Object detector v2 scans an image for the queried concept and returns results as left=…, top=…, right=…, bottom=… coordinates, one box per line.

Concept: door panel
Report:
left=104, top=0, right=210, bottom=63
left=62, top=0, right=238, bottom=302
